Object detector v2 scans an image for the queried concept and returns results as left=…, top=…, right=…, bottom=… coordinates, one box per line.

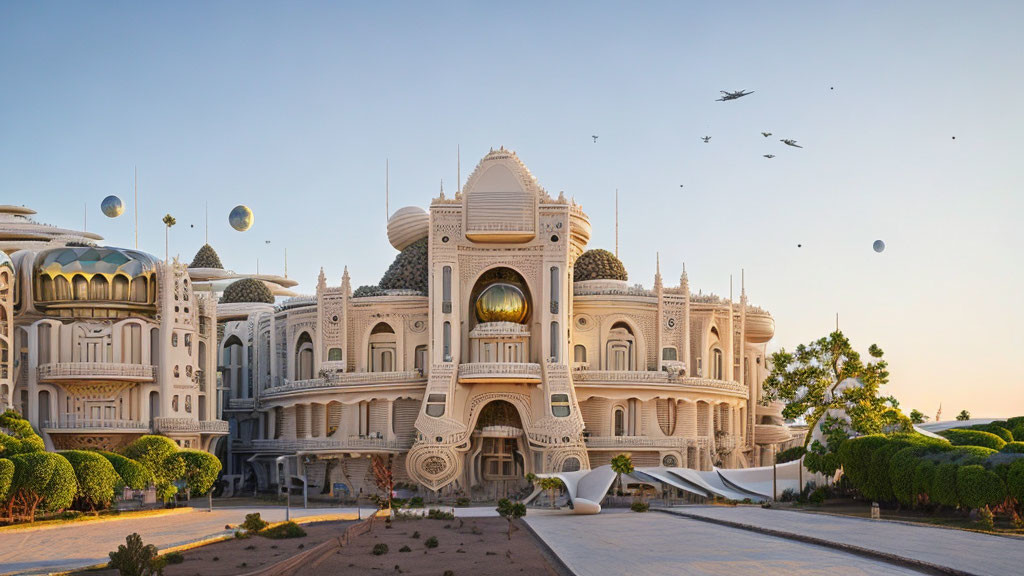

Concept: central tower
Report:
left=406, top=148, right=592, bottom=495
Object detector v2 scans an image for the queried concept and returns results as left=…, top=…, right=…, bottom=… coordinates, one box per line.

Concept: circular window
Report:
left=551, top=235, right=559, bottom=243
left=435, top=436, right=443, bottom=443
left=663, top=455, right=679, bottom=467
left=562, top=457, right=581, bottom=472
left=441, top=236, right=449, bottom=243
left=331, top=314, right=339, bottom=323
left=562, top=436, right=570, bottom=443
left=667, top=318, right=676, bottom=328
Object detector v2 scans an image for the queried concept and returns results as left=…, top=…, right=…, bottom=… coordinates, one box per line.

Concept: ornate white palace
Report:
left=0, top=206, right=228, bottom=452
left=216, top=148, right=794, bottom=500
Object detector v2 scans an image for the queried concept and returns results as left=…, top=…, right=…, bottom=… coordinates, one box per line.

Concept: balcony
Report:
left=571, top=371, right=748, bottom=396
left=43, top=416, right=149, bottom=433
left=236, top=436, right=414, bottom=454
left=583, top=435, right=702, bottom=450
left=262, top=371, right=426, bottom=398
left=754, top=424, right=793, bottom=445
left=37, top=362, right=155, bottom=383
left=457, top=362, right=542, bottom=384
left=226, top=398, right=255, bottom=410
left=153, top=417, right=201, bottom=433
left=200, top=420, right=230, bottom=435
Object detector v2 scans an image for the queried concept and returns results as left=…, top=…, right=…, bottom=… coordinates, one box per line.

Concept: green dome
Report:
left=352, top=284, right=385, bottom=298
left=378, top=238, right=428, bottom=294
left=574, top=249, right=628, bottom=282
left=220, top=278, right=274, bottom=304
left=189, top=244, right=224, bottom=269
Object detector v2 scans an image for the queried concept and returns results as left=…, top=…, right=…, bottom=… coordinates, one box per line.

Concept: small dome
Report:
left=378, top=238, right=428, bottom=293
left=220, top=278, right=275, bottom=304
left=475, top=283, right=529, bottom=323
left=387, top=206, right=429, bottom=251
left=189, top=244, right=224, bottom=269
left=574, top=249, right=628, bottom=282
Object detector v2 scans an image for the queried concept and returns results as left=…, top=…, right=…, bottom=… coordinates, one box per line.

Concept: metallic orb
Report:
left=475, top=283, right=529, bottom=324
left=873, top=240, right=885, bottom=253
left=101, top=195, right=124, bottom=218
left=229, top=205, right=254, bottom=231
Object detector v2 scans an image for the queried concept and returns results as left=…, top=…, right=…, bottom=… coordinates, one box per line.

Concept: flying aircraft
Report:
left=761, top=132, right=772, bottom=137
left=780, top=139, right=803, bottom=148
left=701, top=136, right=711, bottom=143
left=592, top=135, right=598, bottom=143
left=716, top=90, right=754, bottom=101
left=763, top=154, right=775, bottom=159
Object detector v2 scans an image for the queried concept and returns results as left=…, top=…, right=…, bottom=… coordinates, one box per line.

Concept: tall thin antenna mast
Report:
left=457, top=145, right=461, bottom=194
left=385, top=159, right=390, bottom=222
left=836, top=313, right=839, bottom=332
left=205, top=202, right=209, bottom=244
left=83, top=203, right=87, bottom=232
left=284, top=247, right=288, bottom=278
left=615, top=188, right=619, bottom=258
left=134, top=166, right=138, bottom=249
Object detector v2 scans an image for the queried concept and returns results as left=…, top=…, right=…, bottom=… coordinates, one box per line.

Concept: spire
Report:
left=457, top=145, right=461, bottom=195
left=680, top=262, right=688, bottom=288
left=741, top=268, right=747, bottom=302
left=654, top=252, right=663, bottom=291
left=614, top=188, right=619, bottom=258
left=342, top=266, right=351, bottom=296
left=317, top=267, right=326, bottom=290
left=385, top=158, right=390, bottom=222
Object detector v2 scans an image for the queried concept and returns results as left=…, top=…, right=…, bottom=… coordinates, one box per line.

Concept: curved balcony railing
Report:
left=200, top=420, right=230, bottom=434
left=262, top=370, right=426, bottom=398
left=458, top=362, right=542, bottom=382
left=37, top=362, right=156, bottom=382
left=153, top=417, right=201, bottom=433
left=583, top=435, right=707, bottom=449
left=43, top=417, right=149, bottom=431
left=754, top=424, right=793, bottom=445
left=571, top=371, right=747, bottom=395
left=237, top=436, right=414, bottom=453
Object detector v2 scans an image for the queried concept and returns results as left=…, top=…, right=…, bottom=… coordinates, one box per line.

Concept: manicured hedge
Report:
left=775, top=446, right=806, bottom=464
left=931, top=462, right=960, bottom=507
left=99, top=451, right=153, bottom=490
left=123, top=435, right=184, bottom=486
left=0, top=458, right=13, bottom=501
left=1012, top=426, right=1024, bottom=443
left=938, top=429, right=1006, bottom=451
left=956, top=465, right=1005, bottom=509
left=0, top=409, right=46, bottom=455
left=1008, top=459, right=1024, bottom=503
left=966, top=424, right=1014, bottom=443
left=60, top=450, right=119, bottom=511
left=1001, top=442, right=1024, bottom=454
left=8, top=452, right=77, bottom=518
left=912, top=460, right=937, bottom=502
left=179, top=450, right=222, bottom=496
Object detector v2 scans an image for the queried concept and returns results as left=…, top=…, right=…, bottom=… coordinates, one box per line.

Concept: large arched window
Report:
left=606, top=322, right=635, bottom=371
left=223, top=335, right=244, bottom=398
left=296, top=332, right=314, bottom=379
left=367, top=323, right=396, bottom=372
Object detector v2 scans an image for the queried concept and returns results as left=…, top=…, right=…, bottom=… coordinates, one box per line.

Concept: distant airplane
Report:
left=701, top=136, right=711, bottom=143
left=716, top=90, right=754, bottom=101
left=592, top=135, right=599, bottom=143
left=679, top=184, right=685, bottom=188
left=761, top=132, right=772, bottom=137
left=797, top=243, right=802, bottom=248
left=780, top=139, right=803, bottom=148
left=763, top=154, right=775, bottom=159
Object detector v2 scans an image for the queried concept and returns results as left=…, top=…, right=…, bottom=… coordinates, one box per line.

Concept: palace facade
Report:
left=216, top=149, right=793, bottom=499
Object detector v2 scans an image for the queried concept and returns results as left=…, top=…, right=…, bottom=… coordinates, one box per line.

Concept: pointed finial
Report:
left=741, top=268, right=746, bottom=299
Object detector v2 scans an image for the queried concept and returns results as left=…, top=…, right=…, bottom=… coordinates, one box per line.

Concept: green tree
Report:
left=956, top=410, right=971, bottom=421
left=610, top=453, right=634, bottom=496
left=537, top=477, right=563, bottom=509
left=100, top=452, right=154, bottom=491
left=179, top=450, right=221, bottom=496
left=6, top=452, right=77, bottom=521
left=495, top=498, right=526, bottom=540
left=123, top=435, right=185, bottom=503
left=0, top=458, right=13, bottom=504
left=60, top=450, right=119, bottom=513
left=762, top=331, right=908, bottom=474
left=161, top=214, right=176, bottom=261
left=0, top=409, right=46, bottom=456
left=909, top=409, right=929, bottom=425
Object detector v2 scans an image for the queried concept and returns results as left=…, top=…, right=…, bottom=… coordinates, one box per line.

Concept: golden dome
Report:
left=475, top=283, right=528, bottom=324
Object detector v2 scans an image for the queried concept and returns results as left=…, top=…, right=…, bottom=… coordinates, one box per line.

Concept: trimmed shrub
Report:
left=1007, top=459, right=1024, bottom=504
left=60, top=450, right=119, bottom=511
left=913, top=460, right=937, bottom=503
left=932, top=463, right=960, bottom=508
left=630, top=501, right=650, bottom=512
left=8, top=452, right=78, bottom=520
left=0, top=458, right=13, bottom=501
left=956, top=465, right=1005, bottom=509
left=220, top=278, right=274, bottom=304
left=890, top=447, right=930, bottom=507
left=179, top=450, right=222, bottom=496
left=0, top=410, right=46, bottom=455
left=837, top=434, right=888, bottom=490
left=1001, top=442, right=1024, bottom=454
left=123, top=435, right=185, bottom=502
left=1012, top=425, right=1024, bottom=443
left=242, top=512, right=269, bottom=532
left=939, top=429, right=1006, bottom=451
left=424, top=536, right=439, bottom=549
left=260, top=521, right=306, bottom=539
left=162, top=551, right=184, bottom=565
left=1006, top=416, right=1024, bottom=429
left=100, top=452, right=153, bottom=490
left=372, top=543, right=389, bottom=555
left=775, top=446, right=806, bottom=464
left=967, top=424, right=1013, bottom=443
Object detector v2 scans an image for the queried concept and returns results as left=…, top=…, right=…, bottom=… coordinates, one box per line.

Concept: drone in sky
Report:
left=592, top=135, right=598, bottom=143
left=780, top=139, right=803, bottom=148
left=761, top=132, right=772, bottom=137
left=763, top=154, right=775, bottom=159
left=716, top=90, right=754, bottom=101
left=701, top=136, right=711, bottom=143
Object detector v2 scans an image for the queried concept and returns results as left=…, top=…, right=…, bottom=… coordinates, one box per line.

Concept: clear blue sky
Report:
left=2, top=2, right=1022, bottom=418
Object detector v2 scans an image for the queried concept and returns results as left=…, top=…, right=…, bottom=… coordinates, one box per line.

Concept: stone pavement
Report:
left=0, top=506, right=358, bottom=575
left=668, top=505, right=1024, bottom=576
left=525, top=509, right=928, bottom=575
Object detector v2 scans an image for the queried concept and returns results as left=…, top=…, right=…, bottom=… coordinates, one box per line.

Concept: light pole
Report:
left=276, top=455, right=290, bottom=522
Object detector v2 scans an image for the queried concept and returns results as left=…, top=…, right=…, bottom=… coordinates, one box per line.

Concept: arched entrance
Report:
left=468, top=400, right=529, bottom=499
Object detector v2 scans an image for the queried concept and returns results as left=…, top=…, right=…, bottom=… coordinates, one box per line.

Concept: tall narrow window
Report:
left=550, top=321, right=559, bottom=362
left=614, top=408, right=625, bottom=436
left=712, top=348, right=723, bottom=380
left=574, top=345, right=587, bottom=364
left=442, top=321, right=451, bottom=362
left=442, top=266, right=452, bottom=313
left=550, top=266, right=559, bottom=313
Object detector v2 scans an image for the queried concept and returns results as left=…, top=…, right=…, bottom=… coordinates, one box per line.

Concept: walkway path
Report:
left=0, top=506, right=358, bottom=576
left=669, top=506, right=1024, bottom=576
left=525, top=509, right=928, bottom=575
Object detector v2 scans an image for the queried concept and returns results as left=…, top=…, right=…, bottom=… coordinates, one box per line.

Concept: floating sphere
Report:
left=387, top=206, right=429, bottom=251
left=873, top=240, right=885, bottom=253
left=101, top=195, right=124, bottom=218
left=229, top=205, right=254, bottom=231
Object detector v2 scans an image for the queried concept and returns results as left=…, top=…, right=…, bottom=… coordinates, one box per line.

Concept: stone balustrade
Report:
left=199, top=420, right=230, bottom=434
left=262, top=370, right=425, bottom=398
left=153, top=417, right=201, bottom=433
left=227, top=398, right=255, bottom=410
left=457, top=362, right=542, bottom=381
left=584, top=435, right=704, bottom=449
left=43, top=417, right=149, bottom=431
left=37, top=362, right=156, bottom=382
left=572, top=371, right=747, bottom=395
left=238, top=436, right=414, bottom=453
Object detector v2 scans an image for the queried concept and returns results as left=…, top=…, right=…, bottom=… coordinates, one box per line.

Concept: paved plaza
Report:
left=525, top=509, right=928, bottom=575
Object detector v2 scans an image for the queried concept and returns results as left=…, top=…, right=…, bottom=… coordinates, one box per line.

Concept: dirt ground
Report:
left=79, top=517, right=560, bottom=576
